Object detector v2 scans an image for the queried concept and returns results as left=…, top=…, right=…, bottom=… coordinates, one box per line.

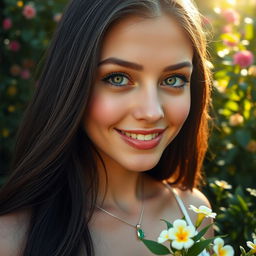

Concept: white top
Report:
left=162, top=181, right=209, bottom=256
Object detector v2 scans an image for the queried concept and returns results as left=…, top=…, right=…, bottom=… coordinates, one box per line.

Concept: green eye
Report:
left=111, top=75, right=126, bottom=85
left=163, top=75, right=189, bottom=88
left=102, top=73, right=130, bottom=87
left=165, top=77, right=177, bottom=85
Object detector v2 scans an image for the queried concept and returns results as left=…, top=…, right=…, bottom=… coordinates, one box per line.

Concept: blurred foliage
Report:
left=197, top=0, right=256, bottom=252
left=0, top=0, right=256, bottom=253
left=0, top=0, right=66, bottom=182
left=206, top=178, right=256, bottom=255
left=200, top=0, right=256, bottom=188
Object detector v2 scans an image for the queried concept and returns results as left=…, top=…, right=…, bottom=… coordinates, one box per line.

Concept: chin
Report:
left=121, top=157, right=161, bottom=172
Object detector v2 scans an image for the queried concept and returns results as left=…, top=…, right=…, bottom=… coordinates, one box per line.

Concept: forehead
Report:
left=100, top=14, right=193, bottom=67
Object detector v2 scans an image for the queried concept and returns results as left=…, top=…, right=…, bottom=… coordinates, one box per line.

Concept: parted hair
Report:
left=0, top=0, right=211, bottom=255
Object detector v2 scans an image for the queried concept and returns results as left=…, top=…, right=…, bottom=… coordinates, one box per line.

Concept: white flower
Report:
left=215, top=180, right=232, bottom=189
left=213, top=238, right=234, bottom=256
left=247, top=238, right=256, bottom=253
left=189, top=205, right=217, bottom=218
left=189, top=205, right=216, bottom=228
left=157, top=229, right=170, bottom=243
left=168, top=219, right=196, bottom=250
left=247, top=188, right=256, bottom=197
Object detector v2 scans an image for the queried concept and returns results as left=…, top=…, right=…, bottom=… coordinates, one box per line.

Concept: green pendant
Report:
left=136, top=224, right=145, bottom=240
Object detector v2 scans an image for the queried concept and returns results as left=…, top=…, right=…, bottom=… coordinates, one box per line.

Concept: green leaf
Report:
left=160, top=219, right=173, bottom=229
left=141, top=239, right=171, bottom=255
left=218, top=108, right=232, bottom=116
left=245, top=23, right=254, bottom=40
left=237, top=195, right=249, bottom=212
left=187, top=238, right=214, bottom=256
left=225, top=100, right=239, bottom=111
left=192, top=224, right=213, bottom=242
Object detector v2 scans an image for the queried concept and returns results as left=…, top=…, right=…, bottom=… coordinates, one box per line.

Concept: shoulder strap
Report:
left=162, top=181, right=193, bottom=226
left=162, top=181, right=209, bottom=256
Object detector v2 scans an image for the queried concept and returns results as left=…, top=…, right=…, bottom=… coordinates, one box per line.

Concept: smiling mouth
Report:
left=115, top=128, right=165, bottom=141
left=119, top=131, right=159, bottom=141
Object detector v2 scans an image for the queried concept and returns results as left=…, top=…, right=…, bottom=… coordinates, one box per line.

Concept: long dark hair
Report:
left=0, top=0, right=211, bottom=255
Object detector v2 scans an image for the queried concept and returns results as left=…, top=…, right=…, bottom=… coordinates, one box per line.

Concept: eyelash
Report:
left=101, top=72, right=189, bottom=89
left=102, top=72, right=131, bottom=87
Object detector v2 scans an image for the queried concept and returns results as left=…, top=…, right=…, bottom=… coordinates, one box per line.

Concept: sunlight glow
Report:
left=244, top=17, right=253, bottom=24
left=241, top=69, right=248, bottom=76
left=214, top=7, right=221, bottom=14
left=226, top=0, right=236, bottom=5
left=241, top=40, right=250, bottom=46
left=218, top=49, right=230, bottom=58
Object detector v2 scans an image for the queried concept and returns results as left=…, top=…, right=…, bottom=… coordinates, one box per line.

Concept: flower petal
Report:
left=158, top=236, right=168, bottom=243
left=172, top=240, right=184, bottom=250
left=158, top=229, right=169, bottom=242
left=168, top=228, right=176, bottom=240
left=183, top=238, right=194, bottom=249
left=223, top=245, right=234, bottom=256
left=186, top=225, right=196, bottom=237
left=189, top=205, right=200, bottom=213
left=247, top=241, right=254, bottom=249
left=199, top=205, right=212, bottom=212
left=214, top=237, right=225, bottom=247
left=173, top=219, right=187, bottom=228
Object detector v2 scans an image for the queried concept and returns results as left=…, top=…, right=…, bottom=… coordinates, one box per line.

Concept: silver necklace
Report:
left=96, top=178, right=145, bottom=240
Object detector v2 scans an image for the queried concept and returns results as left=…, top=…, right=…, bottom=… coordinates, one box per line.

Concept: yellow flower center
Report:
left=176, top=228, right=189, bottom=242
left=218, top=247, right=228, bottom=256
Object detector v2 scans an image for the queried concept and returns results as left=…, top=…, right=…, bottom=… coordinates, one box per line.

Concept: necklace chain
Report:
left=96, top=176, right=145, bottom=239
left=96, top=200, right=144, bottom=228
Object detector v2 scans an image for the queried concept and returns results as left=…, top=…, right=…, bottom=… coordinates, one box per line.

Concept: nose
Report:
left=132, top=86, right=164, bottom=123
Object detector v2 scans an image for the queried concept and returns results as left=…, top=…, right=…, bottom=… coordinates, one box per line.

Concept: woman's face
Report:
left=83, top=14, right=193, bottom=172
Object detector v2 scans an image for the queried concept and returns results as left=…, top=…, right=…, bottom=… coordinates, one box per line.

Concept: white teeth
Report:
left=137, top=134, right=144, bottom=140
left=131, top=133, right=137, bottom=139
left=120, top=130, right=159, bottom=141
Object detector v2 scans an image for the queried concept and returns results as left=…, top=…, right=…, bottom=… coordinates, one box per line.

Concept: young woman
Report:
left=0, top=0, right=213, bottom=255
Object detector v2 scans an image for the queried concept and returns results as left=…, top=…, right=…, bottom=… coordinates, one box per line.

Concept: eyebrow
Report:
left=98, top=57, right=193, bottom=71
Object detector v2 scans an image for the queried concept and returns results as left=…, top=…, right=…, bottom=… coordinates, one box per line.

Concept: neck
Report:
left=96, top=156, right=144, bottom=213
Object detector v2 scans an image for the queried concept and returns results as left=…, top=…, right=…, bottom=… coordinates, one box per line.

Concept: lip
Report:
left=115, top=128, right=165, bottom=150
left=116, top=128, right=166, bottom=135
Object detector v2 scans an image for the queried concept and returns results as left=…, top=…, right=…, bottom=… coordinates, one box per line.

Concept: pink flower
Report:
left=222, top=9, right=240, bottom=24
left=222, top=25, right=232, bottom=34
left=20, top=69, right=31, bottom=79
left=22, top=4, right=37, bottom=19
left=233, top=50, right=254, bottom=68
left=2, top=18, right=12, bottom=30
left=9, top=40, right=21, bottom=51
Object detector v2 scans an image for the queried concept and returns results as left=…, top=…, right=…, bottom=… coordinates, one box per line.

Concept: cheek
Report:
left=164, top=95, right=191, bottom=125
left=85, top=92, right=125, bottom=127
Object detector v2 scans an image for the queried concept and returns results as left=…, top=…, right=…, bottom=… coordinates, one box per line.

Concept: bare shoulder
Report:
left=0, top=209, right=31, bottom=256
left=174, top=186, right=214, bottom=237
left=177, top=187, right=211, bottom=209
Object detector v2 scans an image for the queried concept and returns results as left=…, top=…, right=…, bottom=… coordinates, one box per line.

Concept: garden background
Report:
left=0, top=0, right=255, bottom=254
